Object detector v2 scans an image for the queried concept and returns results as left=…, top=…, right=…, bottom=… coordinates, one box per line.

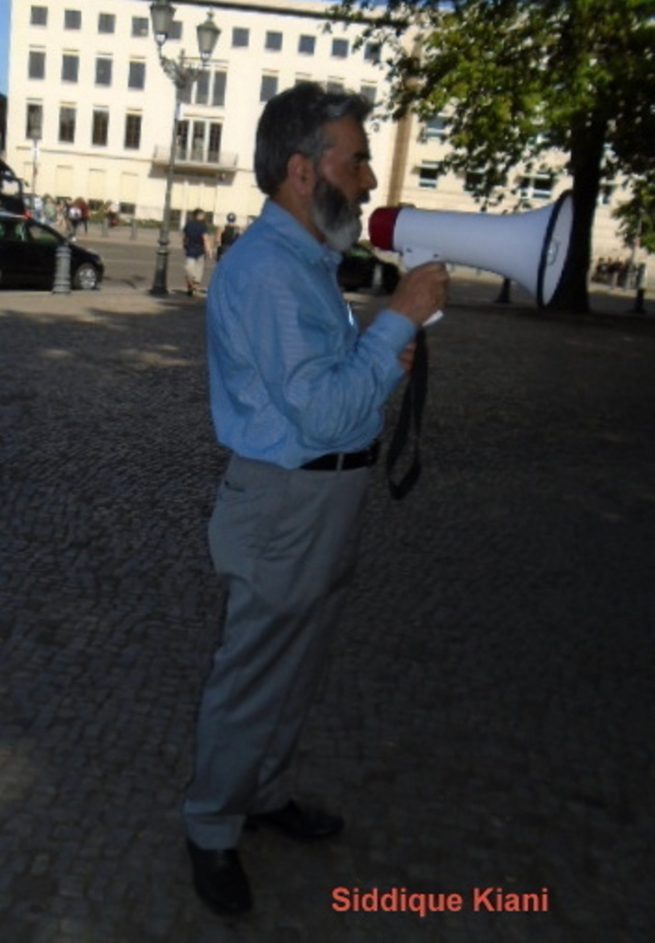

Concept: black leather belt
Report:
left=301, top=440, right=379, bottom=471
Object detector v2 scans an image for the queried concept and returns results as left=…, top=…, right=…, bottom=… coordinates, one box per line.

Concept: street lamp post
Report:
left=149, top=1, right=220, bottom=295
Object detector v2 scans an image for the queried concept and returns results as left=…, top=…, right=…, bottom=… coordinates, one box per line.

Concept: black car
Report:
left=0, top=160, right=25, bottom=215
left=0, top=212, right=104, bottom=290
left=337, top=242, right=400, bottom=294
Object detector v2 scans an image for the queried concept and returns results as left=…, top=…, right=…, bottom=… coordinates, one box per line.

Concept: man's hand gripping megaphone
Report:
left=370, top=207, right=449, bottom=328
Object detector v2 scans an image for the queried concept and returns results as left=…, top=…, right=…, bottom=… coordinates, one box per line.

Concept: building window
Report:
left=128, top=61, right=146, bottom=90
left=176, top=120, right=223, bottom=163
left=62, top=54, right=79, bottom=83
left=520, top=174, right=553, bottom=200
left=265, top=31, right=283, bottom=52
left=169, top=21, right=183, bottom=40
left=92, top=109, right=109, bottom=146
left=124, top=114, right=142, bottom=149
left=260, top=74, right=278, bottom=103
left=30, top=6, right=48, bottom=26
left=64, top=10, right=81, bottom=30
left=419, top=162, right=440, bottom=190
left=208, top=123, right=222, bottom=162
left=326, top=79, right=344, bottom=94
left=191, top=122, right=205, bottom=161
left=195, top=71, right=210, bottom=105
left=464, top=170, right=485, bottom=193
left=360, top=83, right=376, bottom=105
left=331, top=39, right=349, bottom=58
left=176, top=120, right=189, bottom=159
left=28, top=50, right=46, bottom=80
left=98, top=13, right=115, bottom=34
left=364, top=42, right=380, bottom=63
left=26, top=103, right=43, bottom=139
left=424, top=116, right=447, bottom=142
left=232, top=27, right=249, bottom=48
left=298, top=35, right=315, bottom=55
left=95, top=57, right=112, bottom=86
left=212, top=71, right=227, bottom=107
left=59, top=106, right=76, bottom=143
left=131, top=17, right=149, bottom=38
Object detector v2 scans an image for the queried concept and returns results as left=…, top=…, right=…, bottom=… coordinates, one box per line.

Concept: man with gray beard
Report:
left=183, top=82, right=448, bottom=916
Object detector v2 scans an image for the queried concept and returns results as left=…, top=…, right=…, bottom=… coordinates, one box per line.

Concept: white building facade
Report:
left=5, top=0, right=631, bottom=259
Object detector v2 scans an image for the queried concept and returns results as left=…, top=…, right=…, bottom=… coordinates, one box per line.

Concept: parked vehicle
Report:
left=0, top=211, right=104, bottom=290
left=0, top=160, right=26, bottom=215
left=337, top=242, right=400, bottom=294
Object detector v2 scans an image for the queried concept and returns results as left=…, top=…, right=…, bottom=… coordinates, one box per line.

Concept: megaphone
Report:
left=369, top=190, right=573, bottom=314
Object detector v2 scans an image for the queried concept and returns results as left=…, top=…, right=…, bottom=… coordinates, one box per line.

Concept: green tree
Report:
left=613, top=179, right=655, bottom=256
left=332, top=0, right=655, bottom=311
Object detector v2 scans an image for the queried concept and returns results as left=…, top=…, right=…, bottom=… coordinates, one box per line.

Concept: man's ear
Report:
left=287, top=153, right=316, bottom=196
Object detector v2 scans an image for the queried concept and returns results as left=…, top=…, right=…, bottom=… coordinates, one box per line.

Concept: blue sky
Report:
left=0, top=0, right=10, bottom=95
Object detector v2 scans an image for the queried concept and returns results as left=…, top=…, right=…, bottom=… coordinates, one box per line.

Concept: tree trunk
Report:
left=549, top=119, right=607, bottom=312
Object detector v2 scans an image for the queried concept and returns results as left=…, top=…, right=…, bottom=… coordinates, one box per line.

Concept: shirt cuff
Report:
left=368, top=309, right=417, bottom=354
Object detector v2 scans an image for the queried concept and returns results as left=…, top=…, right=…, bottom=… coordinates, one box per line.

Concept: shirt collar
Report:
left=261, top=199, right=342, bottom=269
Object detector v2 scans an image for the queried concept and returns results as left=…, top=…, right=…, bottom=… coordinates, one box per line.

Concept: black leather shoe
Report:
left=246, top=800, right=344, bottom=840
left=186, top=840, right=252, bottom=914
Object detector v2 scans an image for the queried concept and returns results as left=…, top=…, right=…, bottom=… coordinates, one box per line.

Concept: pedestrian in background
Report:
left=214, top=211, right=241, bottom=262
left=183, top=208, right=211, bottom=296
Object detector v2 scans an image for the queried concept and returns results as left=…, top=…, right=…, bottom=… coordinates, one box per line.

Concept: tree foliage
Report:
left=332, top=0, right=655, bottom=310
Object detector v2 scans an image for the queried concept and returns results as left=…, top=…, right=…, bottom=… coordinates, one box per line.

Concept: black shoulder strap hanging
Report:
left=385, top=327, right=429, bottom=500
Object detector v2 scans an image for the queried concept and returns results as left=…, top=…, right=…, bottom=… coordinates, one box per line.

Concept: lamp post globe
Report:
left=150, top=0, right=176, bottom=48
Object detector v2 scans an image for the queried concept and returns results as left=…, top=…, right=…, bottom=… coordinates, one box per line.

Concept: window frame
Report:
left=98, top=13, right=115, bottom=34
left=92, top=109, right=110, bottom=147
left=28, top=50, right=46, bottom=80
left=95, top=56, right=113, bottom=87
left=64, top=9, right=82, bottom=30
left=58, top=105, right=77, bottom=144
left=124, top=113, right=142, bottom=150
left=61, top=53, right=80, bottom=84
left=30, top=6, right=48, bottom=27
left=128, top=60, right=146, bottom=91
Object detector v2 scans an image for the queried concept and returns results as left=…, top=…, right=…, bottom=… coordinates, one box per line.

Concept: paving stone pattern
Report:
left=1, top=286, right=654, bottom=943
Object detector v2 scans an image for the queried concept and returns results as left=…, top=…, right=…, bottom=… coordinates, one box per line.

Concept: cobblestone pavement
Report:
left=1, top=282, right=654, bottom=943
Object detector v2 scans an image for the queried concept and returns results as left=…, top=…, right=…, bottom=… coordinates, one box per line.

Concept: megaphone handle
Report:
left=400, top=247, right=445, bottom=327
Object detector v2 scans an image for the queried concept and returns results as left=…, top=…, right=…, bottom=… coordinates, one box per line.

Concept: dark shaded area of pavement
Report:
left=1, top=284, right=654, bottom=943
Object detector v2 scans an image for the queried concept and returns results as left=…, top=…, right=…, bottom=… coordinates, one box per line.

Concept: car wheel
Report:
left=73, top=263, right=99, bottom=290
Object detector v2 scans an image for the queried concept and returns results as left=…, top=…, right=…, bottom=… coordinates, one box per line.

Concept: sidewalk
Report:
left=1, top=287, right=654, bottom=942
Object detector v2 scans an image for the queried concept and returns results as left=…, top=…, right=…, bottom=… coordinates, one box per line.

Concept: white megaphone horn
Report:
left=369, top=190, right=573, bottom=322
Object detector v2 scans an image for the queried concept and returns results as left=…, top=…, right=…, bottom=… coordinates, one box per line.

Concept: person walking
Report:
left=183, top=82, right=448, bottom=915
left=214, top=211, right=241, bottom=262
left=183, top=208, right=211, bottom=296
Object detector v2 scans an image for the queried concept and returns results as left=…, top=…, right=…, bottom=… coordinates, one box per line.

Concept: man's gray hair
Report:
left=254, top=82, right=372, bottom=197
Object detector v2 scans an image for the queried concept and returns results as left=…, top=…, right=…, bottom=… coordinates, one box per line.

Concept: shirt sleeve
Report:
left=212, top=255, right=416, bottom=452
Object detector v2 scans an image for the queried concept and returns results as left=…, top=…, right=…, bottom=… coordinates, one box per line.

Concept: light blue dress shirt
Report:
left=206, top=200, right=416, bottom=469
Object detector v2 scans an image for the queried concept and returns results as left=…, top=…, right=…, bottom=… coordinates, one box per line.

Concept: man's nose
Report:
left=363, top=164, right=378, bottom=191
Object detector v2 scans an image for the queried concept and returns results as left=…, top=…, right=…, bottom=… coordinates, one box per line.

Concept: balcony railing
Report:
left=152, top=146, right=238, bottom=174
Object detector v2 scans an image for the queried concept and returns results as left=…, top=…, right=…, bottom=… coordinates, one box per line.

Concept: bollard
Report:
left=102, top=217, right=109, bottom=237
left=52, top=243, right=71, bottom=294
left=130, top=218, right=137, bottom=240
left=631, top=264, right=646, bottom=315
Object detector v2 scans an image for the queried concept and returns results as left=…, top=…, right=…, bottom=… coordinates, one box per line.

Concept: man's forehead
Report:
left=322, top=115, right=370, bottom=152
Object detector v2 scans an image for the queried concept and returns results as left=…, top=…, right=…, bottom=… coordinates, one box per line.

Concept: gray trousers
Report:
left=183, top=454, right=370, bottom=850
